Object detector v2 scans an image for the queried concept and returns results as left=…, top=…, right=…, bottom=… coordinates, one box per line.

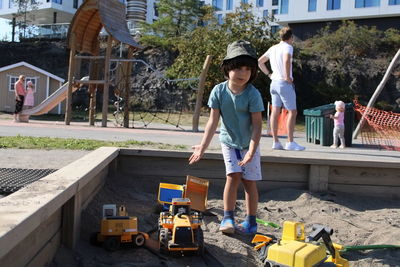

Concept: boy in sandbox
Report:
left=189, top=40, right=264, bottom=234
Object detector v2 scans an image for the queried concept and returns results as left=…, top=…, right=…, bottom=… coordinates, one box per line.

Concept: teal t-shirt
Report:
left=208, top=81, right=264, bottom=150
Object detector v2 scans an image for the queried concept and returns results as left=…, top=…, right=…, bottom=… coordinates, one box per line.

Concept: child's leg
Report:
left=242, top=180, right=258, bottom=216
left=220, top=172, right=241, bottom=234
left=236, top=180, right=258, bottom=234
left=338, top=126, right=345, bottom=148
left=331, top=127, right=338, bottom=148
left=223, top=172, right=242, bottom=212
left=235, top=147, right=261, bottom=234
left=220, top=143, right=244, bottom=233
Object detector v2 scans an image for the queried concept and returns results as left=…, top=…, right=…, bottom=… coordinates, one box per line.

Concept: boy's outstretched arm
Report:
left=239, top=111, right=262, bottom=166
left=189, top=108, right=220, bottom=165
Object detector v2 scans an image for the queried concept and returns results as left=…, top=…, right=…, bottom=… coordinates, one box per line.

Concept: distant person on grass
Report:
left=189, top=40, right=264, bottom=234
left=258, top=27, right=305, bottom=151
left=14, top=75, right=26, bottom=122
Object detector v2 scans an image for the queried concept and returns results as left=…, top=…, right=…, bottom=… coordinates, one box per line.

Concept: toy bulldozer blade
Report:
left=251, top=234, right=273, bottom=250
left=184, top=175, right=209, bottom=212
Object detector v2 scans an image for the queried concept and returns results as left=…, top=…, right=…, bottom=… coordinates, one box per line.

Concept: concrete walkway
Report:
left=0, top=118, right=399, bottom=169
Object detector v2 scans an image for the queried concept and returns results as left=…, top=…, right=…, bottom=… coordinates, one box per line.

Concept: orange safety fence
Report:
left=354, top=100, right=400, bottom=151
left=266, top=106, right=288, bottom=136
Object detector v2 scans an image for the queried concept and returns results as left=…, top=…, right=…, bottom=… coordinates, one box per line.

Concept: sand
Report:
left=50, top=174, right=400, bottom=267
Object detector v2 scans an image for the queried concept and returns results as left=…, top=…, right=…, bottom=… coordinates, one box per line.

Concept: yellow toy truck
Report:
left=252, top=221, right=348, bottom=267
left=158, top=198, right=204, bottom=255
left=91, top=204, right=149, bottom=251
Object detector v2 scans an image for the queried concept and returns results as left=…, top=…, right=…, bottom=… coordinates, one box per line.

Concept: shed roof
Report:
left=0, top=61, right=65, bottom=82
left=67, top=0, right=142, bottom=55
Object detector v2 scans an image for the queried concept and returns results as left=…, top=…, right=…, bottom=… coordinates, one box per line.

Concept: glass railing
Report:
left=24, top=23, right=70, bottom=39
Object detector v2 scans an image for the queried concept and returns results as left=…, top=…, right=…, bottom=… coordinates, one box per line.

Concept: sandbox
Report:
left=0, top=147, right=399, bottom=266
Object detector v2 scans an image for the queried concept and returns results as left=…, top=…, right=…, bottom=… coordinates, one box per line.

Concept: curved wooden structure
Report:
left=65, top=0, right=141, bottom=126
left=67, top=0, right=141, bottom=55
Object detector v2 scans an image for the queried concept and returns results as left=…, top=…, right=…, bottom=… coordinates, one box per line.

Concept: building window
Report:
left=389, top=0, right=400, bottom=4
left=217, top=14, right=223, bottom=24
left=212, top=0, right=223, bottom=11
left=9, top=0, right=12, bottom=8
left=8, top=76, right=18, bottom=92
left=226, top=0, right=233, bottom=10
left=52, top=0, right=62, bottom=4
left=272, top=8, right=278, bottom=15
left=355, top=0, right=380, bottom=7
left=308, top=0, right=317, bottom=11
left=280, top=0, right=289, bottom=14
left=73, top=0, right=78, bottom=8
left=271, top=25, right=279, bottom=34
left=327, top=0, right=340, bottom=10
left=8, top=76, right=37, bottom=92
left=256, top=0, right=264, bottom=7
left=242, top=0, right=248, bottom=4
left=0, top=0, right=2, bottom=9
left=272, top=0, right=278, bottom=5
left=263, top=9, right=268, bottom=17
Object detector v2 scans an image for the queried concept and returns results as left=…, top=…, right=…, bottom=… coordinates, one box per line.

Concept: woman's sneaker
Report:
left=272, top=141, right=284, bottom=150
left=219, top=218, right=235, bottom=234
left=236, top=221, right=257, bottom=234
left=285, top=141, right=305, bottom=151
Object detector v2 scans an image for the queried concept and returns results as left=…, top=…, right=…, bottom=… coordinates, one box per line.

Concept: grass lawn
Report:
left=0, top=135, right=187, bottom=150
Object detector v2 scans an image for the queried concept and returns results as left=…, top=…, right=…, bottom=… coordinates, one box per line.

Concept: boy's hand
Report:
left=189, top=145, right=205, bottom=165
left=238, top=153, right=253, bottom=166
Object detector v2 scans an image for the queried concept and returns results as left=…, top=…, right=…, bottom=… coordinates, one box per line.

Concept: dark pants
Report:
left=15, top=95, right=25, bottom=114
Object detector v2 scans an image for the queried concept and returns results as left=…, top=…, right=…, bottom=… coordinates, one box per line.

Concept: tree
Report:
left=10, top=0, right=39, bottom=41
left=167, top=4, right=276, bottom=104
left=294, top=21, right=400, bottom=111
left=139, top=0, right=203, bottom=47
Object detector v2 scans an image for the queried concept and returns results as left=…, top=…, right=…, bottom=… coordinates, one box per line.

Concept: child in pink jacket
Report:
left=24, top=81, right=35, bottom=109
left=330, top=101, right=345, bottom=148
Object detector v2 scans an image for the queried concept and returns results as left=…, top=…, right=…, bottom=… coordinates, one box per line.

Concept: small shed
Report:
left=0, top=61, right=65, bottom=114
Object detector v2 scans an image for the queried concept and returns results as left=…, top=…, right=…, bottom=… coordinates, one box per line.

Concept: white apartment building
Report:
left=203, top=0, right=280, bottom=25
left=0, top=0, right=157, bottom=38
left=0, top=0, right=84, bottom=24
left=204, top=0, right=400, bottom=39
left=276, top=0, right=400, bottom=39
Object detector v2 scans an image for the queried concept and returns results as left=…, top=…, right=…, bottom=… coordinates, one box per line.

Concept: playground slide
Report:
left=20, top=77, right=88, bottom=117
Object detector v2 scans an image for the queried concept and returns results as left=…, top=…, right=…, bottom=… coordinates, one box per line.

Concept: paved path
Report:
left=0, top=118, right=399, bottom=170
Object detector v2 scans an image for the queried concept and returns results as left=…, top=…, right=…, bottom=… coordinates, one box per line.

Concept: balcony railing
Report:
left=22, top=23, right=70, bottom=39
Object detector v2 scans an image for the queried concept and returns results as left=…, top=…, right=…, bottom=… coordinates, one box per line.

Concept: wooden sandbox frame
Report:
left=0, top=147, right=399, bottom=266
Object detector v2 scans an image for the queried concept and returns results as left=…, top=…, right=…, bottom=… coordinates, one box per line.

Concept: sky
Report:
left=0, top=18, right=12, bottom=41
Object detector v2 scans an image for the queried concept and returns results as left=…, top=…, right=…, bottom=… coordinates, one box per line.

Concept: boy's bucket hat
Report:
left=223, top=40, right=257, bottom=62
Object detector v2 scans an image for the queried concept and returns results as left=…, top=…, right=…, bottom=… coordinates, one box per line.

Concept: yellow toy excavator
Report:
left=158, top=198, right=204, bottom=255
left=252, top=221, right=349, bottom=267
left=91, top=204, right=149, bottom=251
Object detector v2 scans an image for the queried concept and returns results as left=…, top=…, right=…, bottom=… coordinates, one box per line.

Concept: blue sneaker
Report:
left=219, top=217, right=235, bottom=234
left=236, top=221, right=257, bottom=234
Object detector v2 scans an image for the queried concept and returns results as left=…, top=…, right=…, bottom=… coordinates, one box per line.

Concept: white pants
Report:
left=333, top=125, right=345, bottom=146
